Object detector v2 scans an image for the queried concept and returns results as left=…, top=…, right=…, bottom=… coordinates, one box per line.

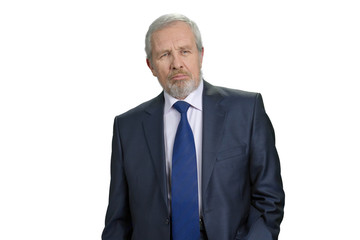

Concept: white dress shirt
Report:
left=163, top=80, right=203, bottom=215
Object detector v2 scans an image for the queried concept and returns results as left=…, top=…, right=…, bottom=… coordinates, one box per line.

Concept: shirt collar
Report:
left=164, top=80, right=203, bottom=114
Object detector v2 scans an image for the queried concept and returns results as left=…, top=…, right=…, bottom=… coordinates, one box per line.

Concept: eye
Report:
left=182, top=50, right=190, bottom=55
left=160, top=52, right=170, bottom=58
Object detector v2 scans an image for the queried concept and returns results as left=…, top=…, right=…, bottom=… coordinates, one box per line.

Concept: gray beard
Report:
left=166, top=79, right=197, bottom=99
left=166, top=72, right=202, bottom=99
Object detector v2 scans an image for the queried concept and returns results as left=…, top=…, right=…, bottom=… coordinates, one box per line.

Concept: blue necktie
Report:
left=171, top=101, right=200, bottom=240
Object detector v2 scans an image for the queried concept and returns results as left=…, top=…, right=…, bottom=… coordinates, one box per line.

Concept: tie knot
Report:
left=173, top=101, right=190, bottom=114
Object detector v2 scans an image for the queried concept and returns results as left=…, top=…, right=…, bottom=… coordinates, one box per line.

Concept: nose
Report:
left=171, top=53, right=183, bottom=69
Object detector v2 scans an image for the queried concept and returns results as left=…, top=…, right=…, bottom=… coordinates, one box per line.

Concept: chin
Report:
left=167, top=79, right=198, bottom=99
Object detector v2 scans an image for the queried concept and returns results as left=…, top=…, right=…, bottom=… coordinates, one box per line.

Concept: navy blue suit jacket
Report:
left=102, top=81, right=285, bottom=240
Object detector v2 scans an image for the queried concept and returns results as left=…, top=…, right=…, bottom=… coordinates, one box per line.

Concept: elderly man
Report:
left=102, top=14, right=284, bottom=240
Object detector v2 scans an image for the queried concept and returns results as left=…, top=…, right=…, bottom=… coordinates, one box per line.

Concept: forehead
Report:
left=151, top=21, right=196, bottom=51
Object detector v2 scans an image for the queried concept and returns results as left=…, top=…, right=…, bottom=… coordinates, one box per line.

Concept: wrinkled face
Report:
left=147, top=21, right=204, bottom=99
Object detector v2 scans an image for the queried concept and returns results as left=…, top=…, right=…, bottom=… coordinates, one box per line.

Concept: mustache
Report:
left=168, top=70, right=190, bottom=79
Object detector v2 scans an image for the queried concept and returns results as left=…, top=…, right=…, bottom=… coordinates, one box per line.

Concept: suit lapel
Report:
left=141, top=83, right=227, bottom=214
left=202, top=81, right=227, bottom=199
left=142, top=93, right=168, bottom=210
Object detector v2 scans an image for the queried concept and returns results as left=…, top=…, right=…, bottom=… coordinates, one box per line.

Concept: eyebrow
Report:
left=178, top=45, right=192, bottom=50
left=157, top=45, right=192, bottom=54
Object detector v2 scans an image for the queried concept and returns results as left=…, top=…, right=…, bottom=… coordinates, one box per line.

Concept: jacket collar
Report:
left=142, top=80, right=227, bottom=213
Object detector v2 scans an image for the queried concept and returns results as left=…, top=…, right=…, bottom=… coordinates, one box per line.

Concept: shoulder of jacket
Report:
left=205, top=81, right=260, bottom=102
left=115, top=92, right=164, bottom=121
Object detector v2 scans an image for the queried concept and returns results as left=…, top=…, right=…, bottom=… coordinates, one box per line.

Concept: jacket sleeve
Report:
left=249, top=93, right=285, bottom=240
left=102, top=117, right=132, bottom=240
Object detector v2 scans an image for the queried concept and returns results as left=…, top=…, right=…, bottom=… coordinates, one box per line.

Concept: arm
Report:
left=102, top=117, right=132, bottom=240
left=249, top=93, right=285, bottom=239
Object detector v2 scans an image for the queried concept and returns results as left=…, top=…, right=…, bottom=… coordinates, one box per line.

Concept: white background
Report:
left=1, top=0, right=359, bottom=239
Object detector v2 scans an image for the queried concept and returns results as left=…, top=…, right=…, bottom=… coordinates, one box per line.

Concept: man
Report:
left=102, top=14, right=284, bottom=240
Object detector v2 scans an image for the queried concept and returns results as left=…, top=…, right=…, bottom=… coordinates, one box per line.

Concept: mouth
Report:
left=170, top=73, right=189, bottom=81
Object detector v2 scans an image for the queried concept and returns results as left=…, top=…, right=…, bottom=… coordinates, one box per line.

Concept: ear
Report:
left=146, top=58, right=157, bottom=77
left=199, top=47, right=204, bottom=67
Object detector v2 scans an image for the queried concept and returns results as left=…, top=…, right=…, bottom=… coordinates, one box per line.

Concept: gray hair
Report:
left=145, top=13, right=203, bottom=63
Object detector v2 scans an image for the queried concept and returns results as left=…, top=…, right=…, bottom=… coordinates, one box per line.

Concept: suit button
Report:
left=165, top=218, right=170, bottom=224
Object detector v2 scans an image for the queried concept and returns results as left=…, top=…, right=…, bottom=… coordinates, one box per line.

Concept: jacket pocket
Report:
left=234, top=206, right=263, bottom=240
left=217, top=145, right=246, bottom=162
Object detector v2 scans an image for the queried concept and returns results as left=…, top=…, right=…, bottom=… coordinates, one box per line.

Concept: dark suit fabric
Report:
left=102, top=81, right=285, bottom=240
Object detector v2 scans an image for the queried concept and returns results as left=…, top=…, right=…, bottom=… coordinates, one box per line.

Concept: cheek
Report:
left=158, top=70, right=170, bottom=81
left=188, top=59, right=201, bottom=74
left=155, top=61, right=171, bottom=75
left=154, top=66, right=170, bottom=85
